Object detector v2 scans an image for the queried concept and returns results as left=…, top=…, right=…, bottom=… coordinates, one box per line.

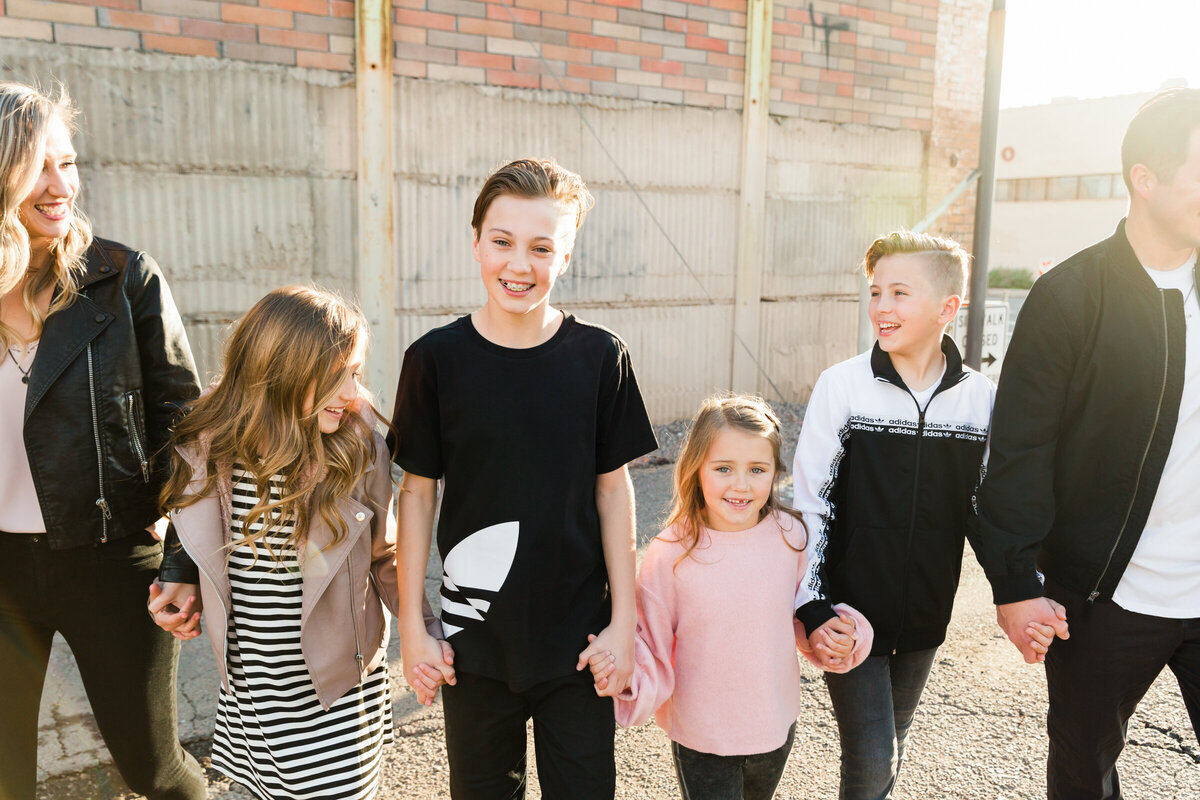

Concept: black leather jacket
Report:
left=23, top=237, right=201, bottom=549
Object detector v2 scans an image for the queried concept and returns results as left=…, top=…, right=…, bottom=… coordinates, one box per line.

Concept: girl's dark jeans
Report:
left=671, top=722, right=796, bottom=800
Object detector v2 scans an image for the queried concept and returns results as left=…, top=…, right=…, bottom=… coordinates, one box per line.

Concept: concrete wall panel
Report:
left=759, top=298, right=860, bottom=402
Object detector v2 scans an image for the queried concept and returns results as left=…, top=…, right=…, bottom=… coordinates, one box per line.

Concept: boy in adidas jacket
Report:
left=791, top=231, right=1005, bottom=800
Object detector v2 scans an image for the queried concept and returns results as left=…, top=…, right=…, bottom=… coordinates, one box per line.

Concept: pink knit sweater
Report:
left=614, top=511, right=873, bottom=756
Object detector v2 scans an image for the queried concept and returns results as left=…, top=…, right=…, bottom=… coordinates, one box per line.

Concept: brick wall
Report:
left=0, top=0, right=355, bottom=69
left=0, top=0, right=982, bottom=135
left=926, top=0, right=989, bottom=250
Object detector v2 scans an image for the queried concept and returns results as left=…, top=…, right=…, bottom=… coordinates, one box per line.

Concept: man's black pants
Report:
left=1045, top=581, right=1200, bottom=800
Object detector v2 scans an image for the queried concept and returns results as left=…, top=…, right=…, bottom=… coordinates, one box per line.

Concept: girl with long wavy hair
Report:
left=0, top=81, right=205, bottom=800
left=589, top=394, right=873, bottom=800
left=148, top=285, right=449, bottom=800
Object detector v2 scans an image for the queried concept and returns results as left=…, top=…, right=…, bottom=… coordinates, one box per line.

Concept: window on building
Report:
left=1017, top=177, right=1047, bottom=201
left=995, top=180, right=1015, bottom=202
left=1048, top=176, right=1079, bottom=200
left=1111, top=174, right=1128, bottom=199
left=1078, top=174, right=1112, bottom=199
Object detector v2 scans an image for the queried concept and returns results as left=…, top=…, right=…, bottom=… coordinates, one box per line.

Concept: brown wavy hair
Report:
left=665, top=393, right=806, bottom=568
left=161, top=285, right=385, bottom=562
left=0, top=81, right=93, bottom=351
left=471, top=157, right=595, bottom=236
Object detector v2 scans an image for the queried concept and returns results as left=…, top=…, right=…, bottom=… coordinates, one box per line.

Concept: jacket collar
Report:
left=1106, top=217, right=1200, bottom=293
left=77, top=239, right=122, bottom=288
left=870, top=333, right=968, bottom=395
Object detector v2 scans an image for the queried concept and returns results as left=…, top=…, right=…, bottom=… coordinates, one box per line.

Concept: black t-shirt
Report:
left=392, top=313, right=658, bottom=690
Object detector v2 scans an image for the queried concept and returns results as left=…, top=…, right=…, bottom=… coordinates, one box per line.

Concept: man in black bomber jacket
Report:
left=975, top=89, right=1200, bottom=799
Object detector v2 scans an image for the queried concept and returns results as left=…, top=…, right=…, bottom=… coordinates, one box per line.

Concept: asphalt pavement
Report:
left=37, top=463, right=1199, bottom=799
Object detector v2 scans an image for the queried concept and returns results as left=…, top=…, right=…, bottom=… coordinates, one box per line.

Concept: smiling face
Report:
left=18, top=114, right=79, bottom=260
left=472, top=194, right=576, bottom=325
left=303, top=335, right=366, bottom=434
left=868, top=252, right=959, bottom=358
left=698, top=425, right=776, bottom=533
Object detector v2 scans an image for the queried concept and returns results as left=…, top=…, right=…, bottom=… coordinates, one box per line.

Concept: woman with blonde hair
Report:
left=0, top=81, right=205, bottom=799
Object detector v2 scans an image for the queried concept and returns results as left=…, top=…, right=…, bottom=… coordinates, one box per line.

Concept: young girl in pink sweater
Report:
left=588, top=394, right=872, bottom=799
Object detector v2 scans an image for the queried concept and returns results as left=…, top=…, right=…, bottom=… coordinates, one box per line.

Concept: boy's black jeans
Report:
left=671, top=722, right=795, bottom=800
left=0, top=530, right=206, bottom=800
left=1044, top=580, right=1200, bottom=800
left=442, top=669, right=615, bottom=800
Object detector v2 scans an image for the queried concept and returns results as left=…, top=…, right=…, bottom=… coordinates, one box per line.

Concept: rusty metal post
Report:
left=356, top=0, right=396, bottom=403
left=732, top=0, right=774, bottom=393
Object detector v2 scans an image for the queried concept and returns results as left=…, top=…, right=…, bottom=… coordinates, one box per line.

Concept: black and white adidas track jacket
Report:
left=792, top=336, right=995, bottom=656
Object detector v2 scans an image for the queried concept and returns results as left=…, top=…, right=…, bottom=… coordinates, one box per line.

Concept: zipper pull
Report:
left=1087, top=590, right=1099, bottom=603
left=95, top=498, right=112, bottom=519
left=140, top=461, right=150, bottom=482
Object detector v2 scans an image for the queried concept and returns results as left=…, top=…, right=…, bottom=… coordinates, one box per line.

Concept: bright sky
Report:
left=1000, top=1, right=1200, bottom=108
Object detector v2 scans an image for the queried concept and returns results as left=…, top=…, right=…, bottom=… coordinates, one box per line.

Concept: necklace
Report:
left=1186, top=281, right=1197, bottom=319
left=6, top=343, right=35, bottom=384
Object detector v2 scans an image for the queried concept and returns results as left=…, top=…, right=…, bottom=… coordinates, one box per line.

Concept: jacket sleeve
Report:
left=972, top=276, right=1079, bottom=604
left=125, top=252, right=202, bottom=488
left=365, top=432, right=442, bottom=639
left=158, top=521, right=199, bottom=584
left=790, top=369, right=846, bottom=634
left=613, top=548, right=675, bottom=728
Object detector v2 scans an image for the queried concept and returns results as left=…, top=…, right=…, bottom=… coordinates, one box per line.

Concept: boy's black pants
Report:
left=1044, top=581, right=1200, bottom=800
left=0, top=530, right=206, bottom=800
left=442, top=669, right=616, bottom=800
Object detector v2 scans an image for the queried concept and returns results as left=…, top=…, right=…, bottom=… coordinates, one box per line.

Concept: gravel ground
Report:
left=37, top=409, right=1199, bottom=799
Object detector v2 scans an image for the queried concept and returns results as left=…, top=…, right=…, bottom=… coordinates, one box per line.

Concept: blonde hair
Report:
left=666, top=393, right=806, bottom=568
left=471, top=157, right=595, bottom=235
left=0, top=81, right=93, bottom=350
left=861, top=230, right=969, bottom=300
left=161, top=286, right=385, bottom=561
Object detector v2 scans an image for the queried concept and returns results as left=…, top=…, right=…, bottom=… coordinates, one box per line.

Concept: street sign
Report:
left=951, top=299, right=1008, bottom=382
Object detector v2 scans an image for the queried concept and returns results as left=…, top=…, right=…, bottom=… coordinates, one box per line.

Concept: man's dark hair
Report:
left=1122, top=87, right=1200, bottom=193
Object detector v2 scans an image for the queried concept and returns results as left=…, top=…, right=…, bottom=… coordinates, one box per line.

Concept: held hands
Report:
left=577, top=624, right=634, bottom=697
left=147, top=579, right=203, bottom=640
left=996, top=597, right=1069, bottom=664
left=401, top=632, right=456, bottom=707
left=809, top=613, right=858, bottom=670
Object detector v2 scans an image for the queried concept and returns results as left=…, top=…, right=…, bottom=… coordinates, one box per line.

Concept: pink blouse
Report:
left=1, top=341, right=46, bottom=533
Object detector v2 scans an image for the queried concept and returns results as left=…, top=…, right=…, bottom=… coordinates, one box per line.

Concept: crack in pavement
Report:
left=1128, top=721, right=1200, bottom=764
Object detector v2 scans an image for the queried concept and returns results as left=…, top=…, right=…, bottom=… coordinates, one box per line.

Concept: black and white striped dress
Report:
left=210, top=467, right=393, bottom=800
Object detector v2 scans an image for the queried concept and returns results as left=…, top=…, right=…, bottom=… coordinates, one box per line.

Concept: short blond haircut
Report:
left=861, top=230, right=969, bottom=300
left=470, top=158, right=595, bottom=236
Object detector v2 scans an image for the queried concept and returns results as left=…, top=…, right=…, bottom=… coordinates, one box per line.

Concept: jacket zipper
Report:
left=125, top=392, right=150, bottom=482
left=894, top=393, right=929, bottom=654
left=347, top=549, right=364, bottom=673
left=86, top=343, right=111, bottom=542
left=1087, top=290, right=1170, bottom=602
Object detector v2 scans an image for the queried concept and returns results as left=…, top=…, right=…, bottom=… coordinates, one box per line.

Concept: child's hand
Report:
left=147, top=579, right=203, bottom=640
left=1026, top=622, right=1055, bottom=655
left=401, top=633, right=456, bottom=707
left=577, top=625, right=634, bottom=697
left=810, top=613, right=858, bottom=660
left=580, top=634, right=617, bottom=690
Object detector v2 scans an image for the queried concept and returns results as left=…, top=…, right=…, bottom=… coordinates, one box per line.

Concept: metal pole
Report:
left=732, top=0, right=773, bottom=392
left=966, top=0, right=1004, bottom=370
left=356, top=0, right=397, bottom=405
